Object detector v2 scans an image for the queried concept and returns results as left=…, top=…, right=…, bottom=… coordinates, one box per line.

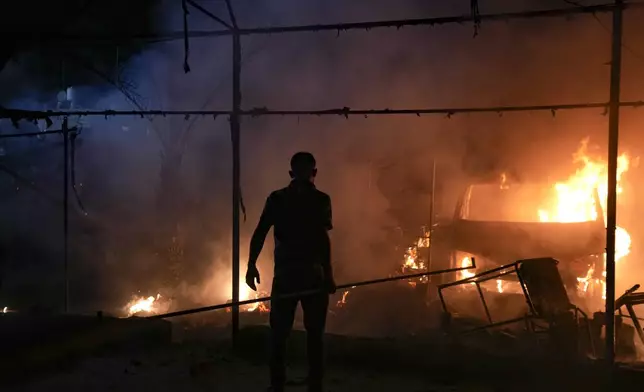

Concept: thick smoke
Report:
left=1, top=0, right=644, bottom=327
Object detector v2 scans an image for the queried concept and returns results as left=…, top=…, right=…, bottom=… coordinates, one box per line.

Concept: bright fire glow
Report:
left=536, top=138, right=632, bottom=299
left=240, top=283, right=269, bottom=313
left=398, top=227, right=430, bottom=287
left=226, top=281, right=269, bottom=313
left=126, top=294, right=162, bottom=316
left=459, top=256, right=476, bottom=280
left=336, top=290, right=350, bottom=308
left=454, top=139, right=633, bottom=298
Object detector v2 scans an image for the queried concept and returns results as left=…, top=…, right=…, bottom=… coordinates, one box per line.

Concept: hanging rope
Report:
left=182, top=0, right=191, bottom=73
left=69, top=129, right=87, bottom=215
left=471, top=0, right=482, bottom=37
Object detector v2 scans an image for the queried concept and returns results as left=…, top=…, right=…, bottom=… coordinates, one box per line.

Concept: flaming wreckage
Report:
left=428, top=140, right=640, bottom=359
left=118, top=140, right=642, bottom=359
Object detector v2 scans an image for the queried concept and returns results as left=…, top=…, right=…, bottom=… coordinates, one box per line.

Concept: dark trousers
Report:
left=269, top=276, right=329, bottom=391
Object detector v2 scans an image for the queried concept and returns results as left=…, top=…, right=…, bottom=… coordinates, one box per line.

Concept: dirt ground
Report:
left=5, top=341, right=491, bottom=392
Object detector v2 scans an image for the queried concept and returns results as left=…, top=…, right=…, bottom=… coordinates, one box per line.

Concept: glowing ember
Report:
left=336, top=290, right=350, bottom=308
left=2, top=306, right=6, bottom=314
left=245, top=291, right=270, bottom=313
left=536, top=138, right=633, bottom=300
left=403, top=247, right=423, bottom=270
left=126, top=294, right=162, bottom=316
left=398, top=226, right=431, bottom=286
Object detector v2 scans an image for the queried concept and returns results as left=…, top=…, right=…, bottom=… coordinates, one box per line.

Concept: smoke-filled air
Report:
left=3, top=0, right=644, bottom=352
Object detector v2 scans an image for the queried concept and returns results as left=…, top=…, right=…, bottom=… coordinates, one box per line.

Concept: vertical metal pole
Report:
left=605, top=0, right=624, bottom=366
left=231, top=30, right=242, bottom=347
left=427, top=159, right=436, bottom=277
left=63, top=118, right=69, bottom=313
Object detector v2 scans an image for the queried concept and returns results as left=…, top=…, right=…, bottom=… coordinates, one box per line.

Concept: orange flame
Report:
left=126, top=294, right=163, bottom=316
left=537, top=138, right=632, bottom=300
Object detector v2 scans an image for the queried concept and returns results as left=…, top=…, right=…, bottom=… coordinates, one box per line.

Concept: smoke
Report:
left=1, top=0, right=644, bottom=325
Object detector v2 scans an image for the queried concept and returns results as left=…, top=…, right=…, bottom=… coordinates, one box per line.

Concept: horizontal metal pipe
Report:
left=147, top=262, right=475, bottom=320
left=7, top=101, right=644, bottom=121
left=0, top=129, right=63, bottom=139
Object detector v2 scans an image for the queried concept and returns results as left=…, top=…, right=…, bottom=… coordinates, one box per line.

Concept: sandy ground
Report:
left=6, top=341, right=491, bottom=392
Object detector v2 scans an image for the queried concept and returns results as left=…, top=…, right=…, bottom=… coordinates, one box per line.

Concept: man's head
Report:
left=290, top=152, right=317, bottom=182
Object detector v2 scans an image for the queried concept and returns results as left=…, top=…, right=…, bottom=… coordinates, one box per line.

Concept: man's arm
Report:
left=248, top=195, right=274, bottom=268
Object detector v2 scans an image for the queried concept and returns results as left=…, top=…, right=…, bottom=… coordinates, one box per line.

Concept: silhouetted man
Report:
left=246, top=152, right=336, bottom=392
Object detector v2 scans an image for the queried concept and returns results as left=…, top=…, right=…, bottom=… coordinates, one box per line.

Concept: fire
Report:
left=242, top=286, right=269, bottom=312
left=398, top=227, right=430, bottom=286
left=403, top=247, right=424, bottom=270
left=228, top=283, right=269, bottom=313
left=537, top=138, right=632, bottom=299
left=336, top=290, right=350, bottom=307
left=2, top=306, right=7, bottom=314
left=459, top=256, right=476, bottom=280
left=126, top=294, right=162, bottom=316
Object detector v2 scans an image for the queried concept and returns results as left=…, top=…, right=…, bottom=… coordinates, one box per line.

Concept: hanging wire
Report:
left=182, top=0, right=191, bottom=73
left=69, top=128, right=87, bottom=215
left=564, top=0, right=644, bottom=62
left=471, top=0, right=482, bottom=37
left=6, top=101, right=644, bottom=124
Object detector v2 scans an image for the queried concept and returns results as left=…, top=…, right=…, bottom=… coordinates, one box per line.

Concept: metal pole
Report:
left=427, top=159, right=436, bottom=278
left=227, top=0, right=241, bottom=348
left=605, top=0, right=623, bottom=366
left=148, top=262, right=476, bottom=320
left=62, top=118, right=69, bottom=313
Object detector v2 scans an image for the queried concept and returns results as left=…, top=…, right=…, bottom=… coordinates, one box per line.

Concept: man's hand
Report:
left=245, top=265, right=261, bottom=291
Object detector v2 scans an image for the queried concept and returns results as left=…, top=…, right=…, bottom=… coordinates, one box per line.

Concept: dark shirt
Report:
left=258, top=180, right=332, bottom=277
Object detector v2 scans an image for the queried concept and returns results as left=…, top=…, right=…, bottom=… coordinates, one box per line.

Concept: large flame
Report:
left=537, top=138, right=632, bottom=299
left=125, top=294, right=163, bottom=316
left=454, top=139, right=632, bottom=298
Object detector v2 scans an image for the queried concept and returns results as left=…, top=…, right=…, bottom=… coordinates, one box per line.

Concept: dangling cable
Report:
left=70, top=128, right=88, bottom=215
left=182, top=0, right=191, bottom=73
left=471, top=0, right=481, bottom=37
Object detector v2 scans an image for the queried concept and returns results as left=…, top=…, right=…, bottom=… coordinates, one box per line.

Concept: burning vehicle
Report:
left=445, top=180, right=605, bottom=297
left=433, top=139, right=633, bottom=309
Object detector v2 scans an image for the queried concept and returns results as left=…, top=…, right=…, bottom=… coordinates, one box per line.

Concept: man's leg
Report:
left=269, top=291, right=298, bottom=391
left=301, top=292, right=330, bottom=392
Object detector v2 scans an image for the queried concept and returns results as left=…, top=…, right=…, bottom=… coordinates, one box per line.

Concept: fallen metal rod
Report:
left=147, top=262, right=476, bottom=320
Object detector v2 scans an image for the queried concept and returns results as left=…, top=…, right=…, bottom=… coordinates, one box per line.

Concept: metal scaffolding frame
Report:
left=0, top=0, right=636, bottom=364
